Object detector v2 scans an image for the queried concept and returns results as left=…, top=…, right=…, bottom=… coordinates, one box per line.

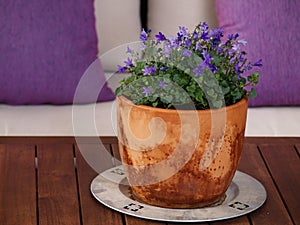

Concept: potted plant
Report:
left=115, top=22, right=262, bottom=209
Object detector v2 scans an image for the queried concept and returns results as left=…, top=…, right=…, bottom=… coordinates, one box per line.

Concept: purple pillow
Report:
left=0, top=0, right=115, bottom=105
left=215, top=0, right=300, bottom=106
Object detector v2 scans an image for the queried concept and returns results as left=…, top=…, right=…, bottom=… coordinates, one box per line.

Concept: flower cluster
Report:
left=116, top=22, right=262, bottom=109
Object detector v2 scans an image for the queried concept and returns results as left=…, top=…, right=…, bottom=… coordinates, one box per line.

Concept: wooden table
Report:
left=0, top=137, right=299, bottom=225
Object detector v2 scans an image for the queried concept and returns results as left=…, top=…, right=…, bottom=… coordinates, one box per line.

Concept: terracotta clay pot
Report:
left=116, top=96, right=248, bottom=209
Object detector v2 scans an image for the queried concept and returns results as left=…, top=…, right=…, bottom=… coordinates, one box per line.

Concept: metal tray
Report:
left=91, top=166, right=266, bottom=223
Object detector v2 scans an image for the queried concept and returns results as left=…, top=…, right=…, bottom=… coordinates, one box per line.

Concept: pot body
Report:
left=116, top=96, right=248, bottom=208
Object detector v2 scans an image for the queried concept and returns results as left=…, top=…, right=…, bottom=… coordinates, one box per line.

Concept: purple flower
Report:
left=228, top=33, right=239, bottom=41
left=177, top=32, right=183, bottom=42
left=193, top=50, right=213, bottom=76
left=238, top=39, right=247, bottom=45
left=160, top=66, right=169, bottom=71
left=209, top=28, right=224, bottom=48
left=202, top=50, right=213, bottom=65
left=232, top=40, right=247, bottom=53
left=159, top=81, right=167, bottom=88
left=168, top=36, right=180, bottom=49
left=232, top=44, right=241, bottom=52
left=195, top=42, right=202, bottom=51
left=209, top=28, right=224, bottom=40
left=210, top=64, right=218, bottom=73
left=142, top=65, right=157, bottom=75
left=244, top=63, right=252, bottom=71
left=200, top=22, right=209, bottom=31
left=228, top=34, right=234, bottom=41
left=238, top=55, right=245, bottom=63
left=193, top=31, right=200, bottom=39
left=117, top=65, right=127, bottom=73
left=143, top=87, right=151, bottom=96
left=126, top=46, right=133, bottom=54
left=124, top=57, right=134, bottom=67
left=227, top=48, right=235, bottom=57
left=184, top=38, right=192, bottom=48
left=253, top=59, right=263, bottom=67
left=164, top=43, right=172, bottom=55
left=193, top=52, right=217, bottom=75
left=193, top=63, right=205, bottom=77
left=140, top=28, right=148, bottom=42
left=179, top=26, right=188, bottom=37
left=230, top=57, right=236, bottom=64
left=234, top=64, right=242, bottom=76
left=198, top=22, right=209, bottom=40
left=155, top=32, right=166, bottom=43
left=141, top=42, right=147, bottom=50
left=182, top=49, right=192, bottom=57
left=200, top=31, right=209, bottom=41
left=216, top=44, right=224, bottom=54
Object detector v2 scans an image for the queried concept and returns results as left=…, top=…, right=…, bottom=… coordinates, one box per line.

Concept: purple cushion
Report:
left=215, top=0, right=300, bottom=106
left=0, top=0, right=115, bottom=105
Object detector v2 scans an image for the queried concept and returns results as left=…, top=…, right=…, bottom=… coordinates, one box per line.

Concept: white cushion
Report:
left=0, top=101, right=116, bottom=136
left=95, top=0, right=141, bottom=71
left=147, top=0, right=218, bottom=37
left=246, top=107, right=300, bottom=137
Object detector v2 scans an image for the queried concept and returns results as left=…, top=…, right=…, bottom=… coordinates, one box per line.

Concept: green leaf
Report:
left=248, top=88, right=257, bottom=98
left=152, top=102, right=158, bottom=107
left=247, top=72, right=259, bottom=85
left=115, top=86, right=122, bottom=96
left=239, top=77, right=247, bottom=85
left=221, top=86, right=230, bottom=95
left=207, top=89, right=217, bottom=99
left=162, top=95, right=173, bottom=103
left=213, top=100, right=223, bottom=108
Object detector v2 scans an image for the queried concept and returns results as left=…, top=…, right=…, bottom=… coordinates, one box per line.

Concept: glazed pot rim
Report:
left=117, top=95, right=248, bottom=114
